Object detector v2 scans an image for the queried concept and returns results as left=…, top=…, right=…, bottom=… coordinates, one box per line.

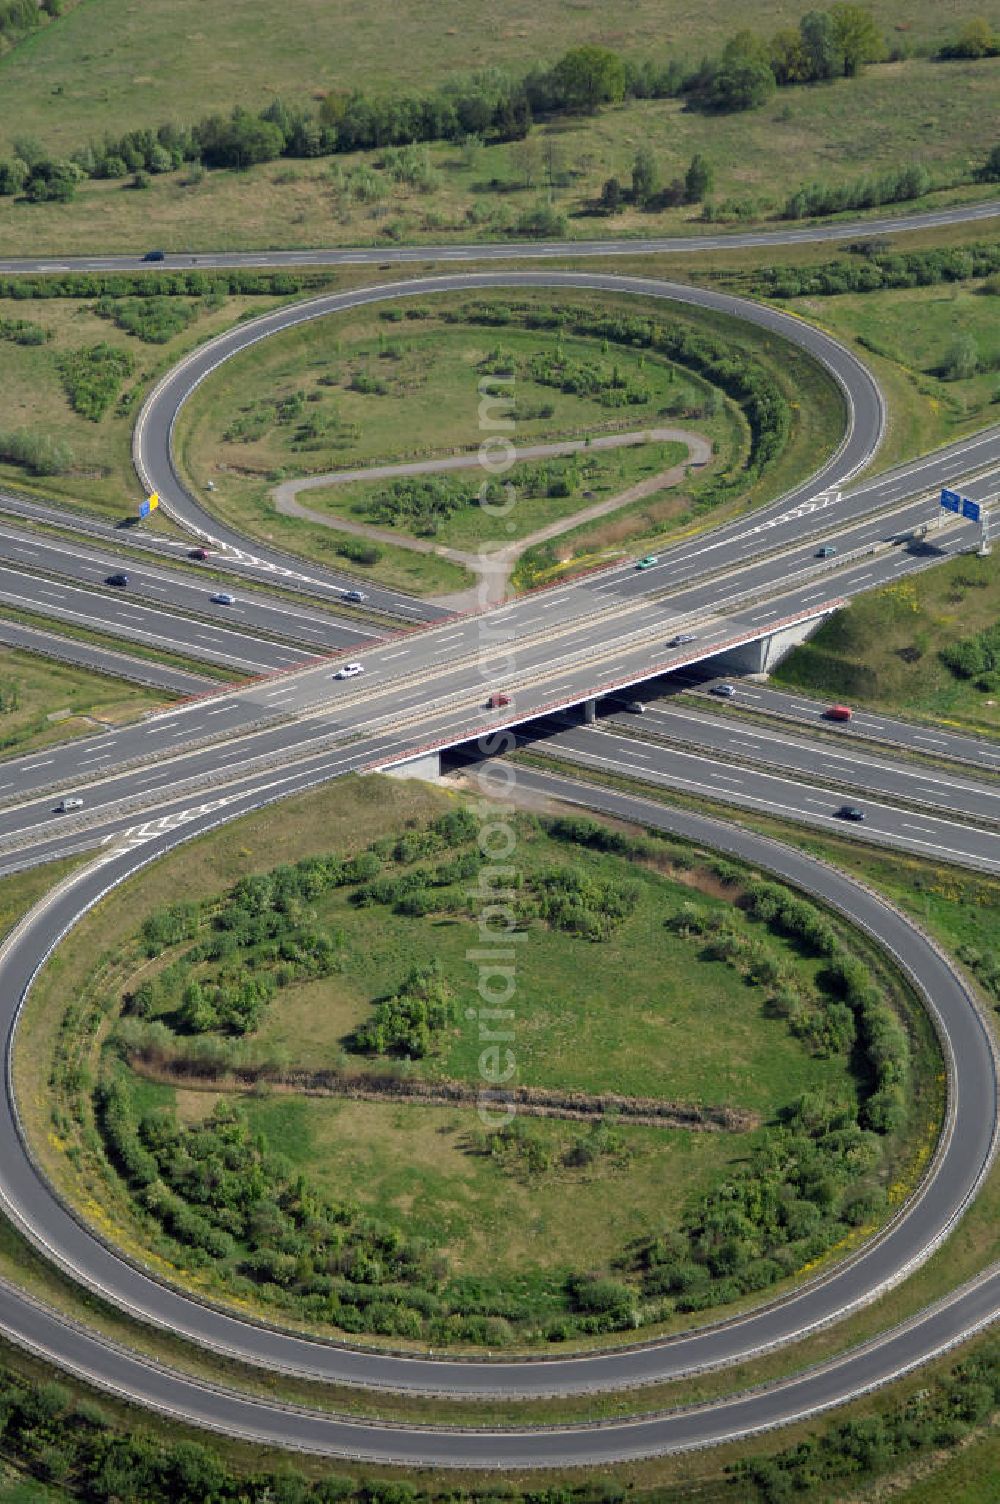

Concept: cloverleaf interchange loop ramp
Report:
left=0, top=253, right=998, bottom=1466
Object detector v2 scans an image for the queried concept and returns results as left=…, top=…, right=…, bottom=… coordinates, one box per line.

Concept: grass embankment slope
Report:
left=774, top=550, right=1000, bottom=735
left=0, top=645, right=167, bottom=759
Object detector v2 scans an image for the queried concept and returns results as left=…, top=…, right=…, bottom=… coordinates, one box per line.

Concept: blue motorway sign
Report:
left=940, top=488, right=962, bottom=513
left=962, top=497, right=982, bottom=522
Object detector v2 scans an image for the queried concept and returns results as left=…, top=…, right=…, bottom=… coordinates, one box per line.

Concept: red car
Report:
left=488, top=692, right=511, bottom=709
left=825, top=704, right=852, bottom=722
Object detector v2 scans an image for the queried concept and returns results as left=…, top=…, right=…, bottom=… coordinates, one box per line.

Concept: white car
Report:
left=56, top=797, right=84, bottom=813
left=334, top=662, right=365, bottom=680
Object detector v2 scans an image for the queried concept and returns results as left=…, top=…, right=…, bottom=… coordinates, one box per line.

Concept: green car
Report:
left=635, top=555, right=658, bottom=570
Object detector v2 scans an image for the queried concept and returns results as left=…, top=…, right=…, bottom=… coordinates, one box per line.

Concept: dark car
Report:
left=105, top=573, right=129, bottom=588
left=189, top=547, right=209, bottom=561
left=837, top=805, right=866, bottom=822
left=670, top=632, right=698, bottom=647
left=142, top=249, right=165, bottom=262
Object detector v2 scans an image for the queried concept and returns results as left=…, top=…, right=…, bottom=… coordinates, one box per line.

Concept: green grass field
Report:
left=306, top=436, right=688, bottom=551
left=0, top=0, right=970, bottom=154
left=786, top=278, right=1000, bottom=452
left=773, top=549, right=1000, bottom=735
left=178, top=304, right=731, bottom=472
left=109, top=814, right=860, bottom=1296
left=0, top=290, right=289, bottom=514
left=0, top=3, right=995, bottom=257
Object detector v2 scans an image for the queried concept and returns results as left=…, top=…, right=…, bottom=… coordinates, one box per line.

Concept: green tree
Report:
left=977, top=143, right=1000, bottom=182
left=770, top=27, right=813, bottom=83
left=800, top=9, right=845, bottom=79
left=24, top=158, right=79, bottom=202
left=550, top=45, right=627, bottom=112
left=631, top=145, right=661, bottom=205
left=707, top=54, right=776, bottom=111
left=940, top=334, right=979, bottom=381
left=944, top=16, right=999, bottom=58
left=830, top=4, right=886, bottom=75
left=0, top=158, right=28, bottom=195
left=684, top=152, right=713, bottom=202
left=11, top=135, right=46, bottom=168
left=600, top=175, right=623, bottom=211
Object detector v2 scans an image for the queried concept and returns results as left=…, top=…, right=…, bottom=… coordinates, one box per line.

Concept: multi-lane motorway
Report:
left=0, top=214, right=999, bottom=1468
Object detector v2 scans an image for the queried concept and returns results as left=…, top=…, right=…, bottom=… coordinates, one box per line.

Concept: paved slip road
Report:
left=533, top=721, right=1000, bottom=873
left=134, top=270, right=885, bottom=567
left=0, top=763, right=995, bottom=1465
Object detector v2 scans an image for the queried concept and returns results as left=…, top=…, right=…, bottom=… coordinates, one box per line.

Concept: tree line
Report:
left=0, top=9, right=942, bottom=206
left=745, top=235, right=1000, bottom=299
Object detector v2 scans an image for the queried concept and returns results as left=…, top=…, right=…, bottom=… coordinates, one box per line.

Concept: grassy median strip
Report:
left=0, top=605, right=240, bottom=686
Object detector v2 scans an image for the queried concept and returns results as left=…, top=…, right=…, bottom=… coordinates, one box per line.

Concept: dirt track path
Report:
left=272, top=427, right=710, bottom=608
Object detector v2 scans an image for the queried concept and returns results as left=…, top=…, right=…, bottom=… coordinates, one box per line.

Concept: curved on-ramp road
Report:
left=0, top=760, right=997, bottom=1465
left=0, top=253, right=996, bottom=1468
left=136, top=269, right=883, bottom=553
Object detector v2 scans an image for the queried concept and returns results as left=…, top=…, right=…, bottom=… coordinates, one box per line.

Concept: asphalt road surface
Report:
left=0, top=561, right=321, bottom=676
left=604, top=702, right=1000, bottom=826
left=0, top=490, right=439, bottom=621
left=0, top=617, right=215, bottom=696
left=536, top=721, right=1000, bottom=873
left=678, top=675, right=1000, bottom=773
left=2, top=196, right=998, bottom=275
left=0, top=521, right=383, bottom=655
